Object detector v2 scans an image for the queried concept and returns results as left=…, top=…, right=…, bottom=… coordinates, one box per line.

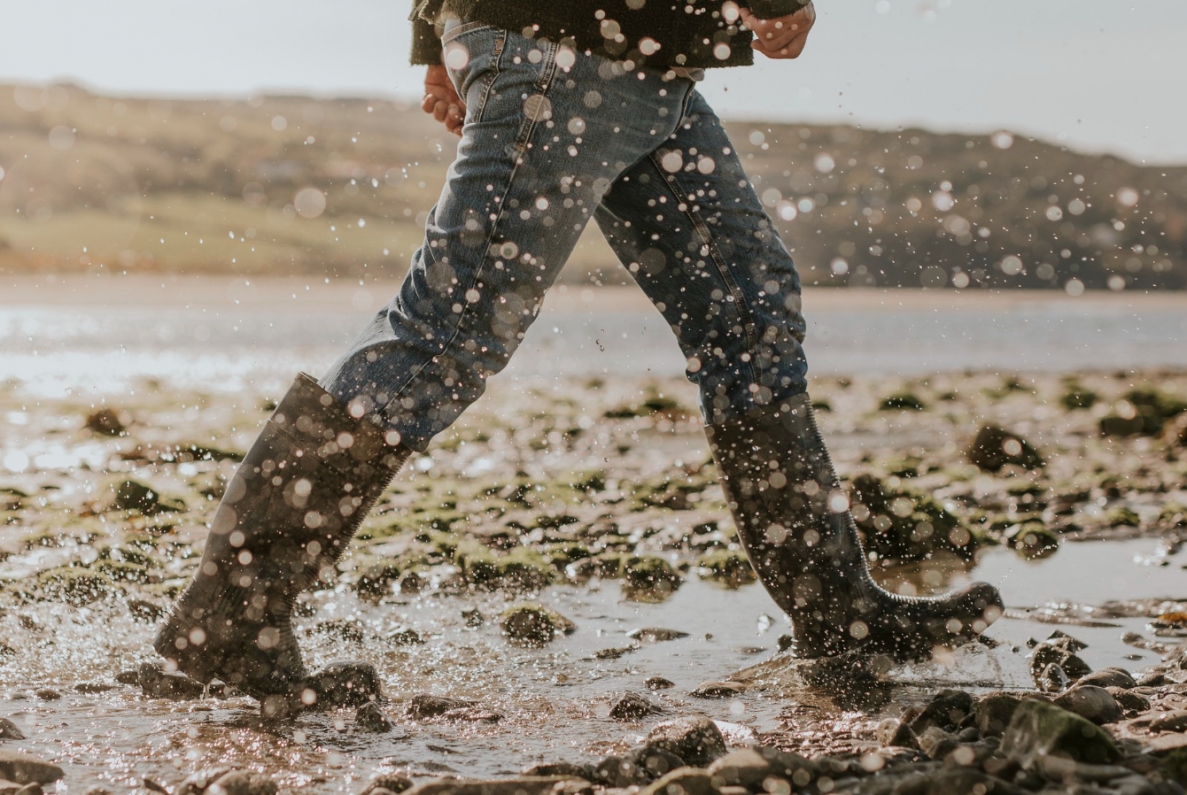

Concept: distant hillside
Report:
left=1, top=83, right=1185, bottom=290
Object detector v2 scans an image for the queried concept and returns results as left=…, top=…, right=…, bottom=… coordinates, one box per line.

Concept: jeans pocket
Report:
left=442, top=25, right=506, bottom=123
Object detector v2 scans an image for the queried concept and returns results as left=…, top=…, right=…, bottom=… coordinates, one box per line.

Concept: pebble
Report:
left=974, top=693, right=1023, bottom=738
left=0, top=720, right=24, bottom=741
left=303, top=661, right=383, bottom=708
left=0, top=751, right=65, bottom=785
left=356, top=702, right=394, bottom=733
left=357, top=774, right=413, bottom=795
left=1076, top=668, right=1137, bottom=690
left=405, top=694, right=475, bottom=719
left=388, top=628, right=425, bottom=646
left=499, top=604, right=575, bottom=647
left=608, top=692, right=660, bottom=721
left=689, top=681, right=746, bottom=699
left=706, top=747, right=821, bottom=789
left=1054, top=684, right=1124, bottom=725
left=31, top=691, right=58, bottom=702
left=626, top=628, right=689, bottom=642
left=643, top=716, right=728, bottom=767
left=645, top=677, right=675, bottom=690
left=1000, top=699, right=1120, bottom=767
left=137, top=663, right=209, bottom=700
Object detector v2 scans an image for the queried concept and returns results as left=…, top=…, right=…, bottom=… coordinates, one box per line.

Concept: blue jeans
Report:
left=321, top=22, right=808, bottom=452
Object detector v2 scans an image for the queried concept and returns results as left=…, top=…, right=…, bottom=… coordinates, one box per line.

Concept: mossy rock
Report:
left=879, top=392, right=927, bottom=411
left=1000, top=699, right=1120, bottom=767
left=566, top=469, right=607, bottom=492
left=495, top=547, right=556, bottom=590
left=1160, top=503, right=1187, bottom=529
left=696, top=550, right=756, bottom=587
left=1005, top=522, right=1060, bottom=560
left=849, top=474, right=976, bottom=563
left=455, top=544, right=498, bottom=586
left=37, top=566, right=113, bottom=606
left=542, top=542, right=591, bottom=569
left=967, top=425, right=1044, bottom=472
left=1100, top=407, right=1163, bottom=437
left=355, top=561, right=402, bottom=598
left=1060, top=384, right=1099, bottom=411
left=622, top=556, right=682, bottom=600
left=1105, top=506, right=1141, bottom=529
left=1126, top=386, right=1187, bottom=420
left=499, top=603, right=576, bottom=647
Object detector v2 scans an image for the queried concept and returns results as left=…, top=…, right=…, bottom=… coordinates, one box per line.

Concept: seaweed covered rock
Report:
left=621, top=556, right=682, bottom=600
left=1100, top=386, right=1187, bottom=437
left=879, top=391, right=927, bottom=411
left=1004, top=522, right=1060, bottom=560
left=968, top=425, right=1044, bottom=472
left=848, top=474, right=977, bottom=563
left=500, top=603, right=576, bottom=647
left=999, top=699, right=1120, bottom=767
left=695, top=550, right=756, bottom=587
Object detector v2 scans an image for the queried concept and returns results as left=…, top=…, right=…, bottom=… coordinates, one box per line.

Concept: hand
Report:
left=422, top=64, right=466, bottom=136
left=740, top=2, right=816, bottom=60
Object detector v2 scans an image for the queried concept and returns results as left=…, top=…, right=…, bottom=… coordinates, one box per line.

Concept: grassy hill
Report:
left=2, top=82, right=1185, bottom=289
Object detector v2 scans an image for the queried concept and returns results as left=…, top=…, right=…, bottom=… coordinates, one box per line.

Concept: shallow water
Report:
left=3, top=290, right=1187, bottom=398
left=3, top=535, right=1185, bottom=792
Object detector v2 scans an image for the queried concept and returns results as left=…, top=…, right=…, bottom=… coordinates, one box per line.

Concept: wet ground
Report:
left=3, top=360, right=1187, bottom=791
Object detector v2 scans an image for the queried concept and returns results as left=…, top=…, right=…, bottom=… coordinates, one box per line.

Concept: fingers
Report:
left=423, top=64, right=467, bottom=136
left=739, top=3, right=816, bottom=59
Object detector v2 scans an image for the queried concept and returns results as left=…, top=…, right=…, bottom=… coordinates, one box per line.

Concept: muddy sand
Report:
left=2, top=364, right=1187, bottom=793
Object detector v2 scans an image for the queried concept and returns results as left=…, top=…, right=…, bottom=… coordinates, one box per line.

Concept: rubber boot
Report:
left=706, top=393, right=1002, bottom=659
left=154, top=374, right=410, bottom=699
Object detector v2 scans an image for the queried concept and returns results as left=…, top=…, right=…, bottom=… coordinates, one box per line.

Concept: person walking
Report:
left=154, top=0, right=1003, bottom=706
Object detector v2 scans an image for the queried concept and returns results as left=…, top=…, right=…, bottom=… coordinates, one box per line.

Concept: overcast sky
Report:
left=2, top=1, right=1184, bottom=164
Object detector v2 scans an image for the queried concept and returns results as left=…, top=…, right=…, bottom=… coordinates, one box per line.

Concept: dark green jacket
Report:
left=410, top=0, right=810, bottom=70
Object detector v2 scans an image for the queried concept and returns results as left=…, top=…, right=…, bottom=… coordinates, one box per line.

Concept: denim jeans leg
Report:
left=320, top=26, right=697, bottom=450
left=594, top=90, right=808, bottom=425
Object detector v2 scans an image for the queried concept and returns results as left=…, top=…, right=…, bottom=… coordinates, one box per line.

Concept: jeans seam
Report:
left=647, top=149, right=761, bottom=378
left=514, top=40, right=559, bottom=153
left=469, top=31, right=505, bottom=124
left=377, top=40, right=557, bottom=429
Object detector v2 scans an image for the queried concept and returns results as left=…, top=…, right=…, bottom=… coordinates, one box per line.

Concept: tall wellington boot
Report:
left=155, top=374, right=410, bottom=699
left=707, top=393, right=1002, bottom=659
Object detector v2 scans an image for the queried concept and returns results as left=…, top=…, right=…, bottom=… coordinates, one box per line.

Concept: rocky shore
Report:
left=1, top=368, right=1186, bottom=792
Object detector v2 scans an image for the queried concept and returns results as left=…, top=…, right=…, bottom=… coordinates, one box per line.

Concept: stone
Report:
left=1149, top=711, right=1187, bottom=733
left=968, top=424, right=1044, bottom=472
left=644, top=717, right=728, bottom=767
left=1054, top=685, right=1123, bottom=725
left=706, top=747, right=820, bottom=790
left=608, top=693, right=660, bottom=721
left=86, top=407, right=127, bottom=436
left=645, top=677, right=675, bottom=690
left=0, top=752, right=65, bottom=785
left=303, top=661, right=383, bottom=708
left=628, top=628, right=690, bottom=643
left=1037, top=663, right=1069, bottom=693
left=0, top=720, right=24, bottom=741
left=874, top=718, right=918, bottom=749
left=1107, top=687, right=1149, bottom=714
left=1077, top=668, right=1137, bottom=690
left=138, top=662, right=207, bottom=699
left=499, top=604, right=576, bottom=647
left=638, top=769, right=718, bottom=795
left=630, top=747, right=685, bottom=782
left=591, top=756, right=640, bottom=788
left=886, top=768, right=1025, bottom=795
left=909, top=689, right=974, bottom=734
left=356, top=703, right=394, bottom=733
left=357, top=775, right=413, bottom=795
left=1029, top=642, right=1092, bottom=684
left=177, top=768, right=233, bottom=795
left=32, top=690, right=59, bottom=702
left=405, top=695, right=475, bottom=719
left=521, top=764, right=591, bottom=779
left=999, top=699, right=1121, bottom=768
left=917, top=726, right=959, bottom=760
left=205, top=771, right=278, bottom=795
left=398, top=777, right=590, bottom=795
left=388, top=628, right=424, bottom=646
left=689, top=681, right=746, bottom=699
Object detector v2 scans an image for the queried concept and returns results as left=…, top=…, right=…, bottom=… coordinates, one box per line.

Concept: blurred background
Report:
left=1, top=0, right=1186, bottom=290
